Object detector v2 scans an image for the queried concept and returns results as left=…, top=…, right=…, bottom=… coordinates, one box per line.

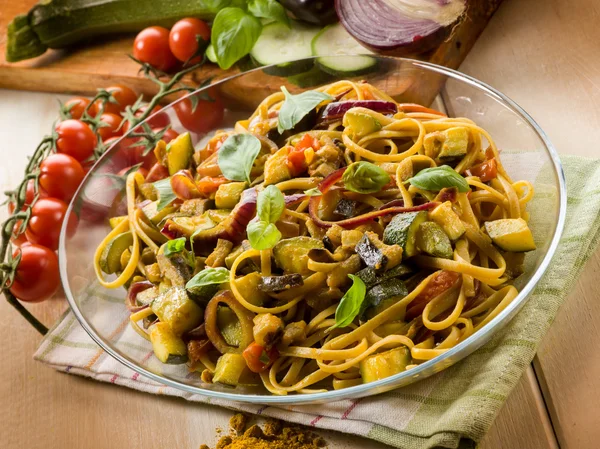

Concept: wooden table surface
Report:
left=1, top=0, right=599, bottom=447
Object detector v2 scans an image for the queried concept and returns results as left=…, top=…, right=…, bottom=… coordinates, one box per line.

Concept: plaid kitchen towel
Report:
left=34, top=155, right=600, bottom=449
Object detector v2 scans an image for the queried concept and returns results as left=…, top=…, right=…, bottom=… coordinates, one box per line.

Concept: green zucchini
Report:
left=273, top=237, right=324, bottom=274
left=215, top=182, right=247, bottom=209
left=360, top=347, right=410, bottom=383
left=383, top=211, right=428, bottom=258
left=416, top=222, right=453, bottom=259
left=150, top=287, right=203, bottom=335
left=361, top=278, right=408, bottom=320
left=217, top=306, right=243, bottom=347
left=356, top=264, right=414, bottom=289
left=141, top=201, right=177, bottom=225
left=150, top=322, right=188, bottom=364
left=99, top=231, right=133, bottom=274
left=6, top=0, right=230, bottom=62
left=212, top=353, right=248, bottom=386
left=484, top=218, right=536, bottom=252
left=166, top=132, right=194, bottom=176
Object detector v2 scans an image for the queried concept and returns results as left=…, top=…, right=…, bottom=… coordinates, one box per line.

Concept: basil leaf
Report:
left=256, top=185, right=285, bottom=223
left=408, top=165, right=470, bottom=193
left=247, top=220, right=282, bottom=250
left=304, top=187, right=322, bottom=197
left=164, top=237, right=187, bottom=257
left=218, top=133, right=262, bottom=183
left=248, top=0, right=290, bottom=27
left=330, top=274, right=367, bottom=330
left=212, top=7, right=262, bottom=70
left=342, top=161, right=391, bottom=194
left=153, top=178, right=177, bottom=211
left=185, top=267, right=230, bottom=293
left=277, top=86, right=333, bottom=133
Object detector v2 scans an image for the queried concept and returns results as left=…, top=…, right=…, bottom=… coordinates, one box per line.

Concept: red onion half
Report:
left=335, top=0, right=466, bottom=55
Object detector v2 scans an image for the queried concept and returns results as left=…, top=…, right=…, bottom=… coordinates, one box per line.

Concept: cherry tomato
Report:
left=25, top=198, right=77, bottom=251
left=242, top=342, right=279, bottom=373
left=64, top=97, right=94, bottom=120
left=196, top=176, right=228, bottom=195
left=405, top=271, right=460, bottom=321
left=175, top=92, right=224, bottom=134
left=97, top=113, right=124, bottom=141
left=159, top=127, right=179, bottom=143
left=169, top=18, right=211, bottom=64
left=39, top=154, right=85, bottom=202
left=123, top=106, right=170, bottom=134
left=133, top=26, right=178, bottom=72
left=56, top=119, right=97, bottom=163
left=93, top=84, right=138, bottom=115
left=9, top=244, right=60, bottom=302
left=467, top=158, right=498, bottom=182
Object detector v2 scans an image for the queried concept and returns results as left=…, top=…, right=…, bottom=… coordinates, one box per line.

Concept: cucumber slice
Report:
left=312, top=23, right=377, bottom=76
left=251, top=21, right=320, bottom=76
left=287, top=65, right=335, bottom=88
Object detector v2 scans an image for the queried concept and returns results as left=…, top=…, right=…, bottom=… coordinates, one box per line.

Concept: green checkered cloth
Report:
left=34, top=155, right=600, bottom=449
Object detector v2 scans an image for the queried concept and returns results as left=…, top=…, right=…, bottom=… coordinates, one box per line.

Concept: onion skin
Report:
left=126, top=281, right=154, bottom=312
left=204, top=290, right=254, bottom=354
left=320, top=100, right=398, bottom=123
left=335, top=0, right=466, bottom=55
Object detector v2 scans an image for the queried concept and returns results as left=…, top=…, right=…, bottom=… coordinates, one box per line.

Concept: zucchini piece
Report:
left=360, top=347, right=410, bottom=383
left=150, top=287, right=203, bottom=335
left=356, top=263, right=414, bottom=289
left=217, top=306, right=243, bottom=347
left=342, top=110, right=382, bottom=140
left=109, top=215, right=127, bottom=229
left=165, top=212, right=216, bottom=238
left=264, top=147, right=292, bottom=186
left=383, top=211, right=428, bottom=258
left=423, top=127, right=469, bottom=160
left=186, top=283, right=219, bottom=305
left=157, top=244, right=194, bottom=287
left=167, top=132, right=194, bottom=176
left=99, top=231, right=133, bottom=274
left=361, top=278, right=408, bottom=319
left=141, top=200, right=177, bottom=225
left=429, top=201, right=465, bottom=241
left=484, top=218, right=536, bottom=252
left=416, top=222, right=453, bottom=259
left=234, top=272, right=269, bottom=306
left=149, top=322, right=188, bottom=365
left=136, top=286, right=159, bottom=306
left=356, top=233, right=388, bottom=272
left=212, top=353, right=248, bottom=386
left=273, top=237, right=324, bottom=274
left=215, top=182, right=247, bottom=209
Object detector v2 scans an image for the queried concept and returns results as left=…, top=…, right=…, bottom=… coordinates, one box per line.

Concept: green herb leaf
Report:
left=153, top=178, right=177, bottom=211
left=218, top=133, right=262, bottom=183
left=342, top=161, right=391, bottom=194
left=259, top=350, right=271, bottom=365
left=304, top=187, right=322, bottom=197
left=185, top=267, right=230, bottom=293
left=277, top=86, right=333, bottom=133
left=256, top=185, right=285, bottom=223
left=330, top=274, right=367, bottom=330
left=212, top=7, right=262, bottom=70
left=247, top=220, right=282, bottom=250
left=248, top=0, right=290, bottom=27
left=164, top=237, right=187, bottom=257
left=407, top=165, right=470, bottom=193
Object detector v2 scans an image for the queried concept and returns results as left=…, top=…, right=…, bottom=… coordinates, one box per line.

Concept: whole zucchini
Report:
left=6, top=0, right=232, bottom=62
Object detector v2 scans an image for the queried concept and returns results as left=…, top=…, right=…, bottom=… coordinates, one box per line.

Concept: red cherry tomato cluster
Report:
left=133, top=18, right=211, bottom=72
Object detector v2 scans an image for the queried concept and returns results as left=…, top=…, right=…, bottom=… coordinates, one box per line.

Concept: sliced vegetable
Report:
left=205, top=290, right=254, bottom=353
left=359, top=347, right=410, bottom=383
left=150, top=287, right=204, bottom=335
left=466, top=158, right=498, bottom=182
left=140, top=200, right=177, bottom=225
left=356, top=263, right=414, bottom=289
left=362, top=278, right=408, bottom=319
left=215, top=181, right=247, bottom=209
left=157, top=243, right=194, bottom=287
left=186, top=266, right=229, bottom=303
left=429, top=201, right=465, bottom=241
left=416, top=222, right=453, bottom=259
left=150, top=322, right=188, bottom=364
left=218, top=306, right=244, bottom=347
left=252, top=313, right=284, bottom=348
left=212, top=353, right=249, bottom=385
left=234, top=272, right=269, bottom=306
left=484, top=218, right=536, bottom=252
left=264, top=147, right=292, bottom=185
left=167, top=132, right=194, bottom=175
left=312, top=23, right=377, bottom=76
left=320, top=100, right=398, bottom=123
left=258, top=274, right=304, bottom=292
left=99, top=231, right=133, bottom=274
left=423, top=127, right=469, bottom=160
left=342, top=109, right=382, bottom=139
left=356, top=233, right=388, bottom=272
left=242, top=342, right=279, bottom=373
left=383, top=211, right=428, bottom=258
left=273, top=236, right=324, bottom=274
left=336, top=0, right=466, bottom=55
left=334, top=198, right=357, bottom=218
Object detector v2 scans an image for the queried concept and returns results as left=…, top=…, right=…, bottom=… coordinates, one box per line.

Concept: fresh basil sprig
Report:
left=407, top=165, right=470, bottom=193
left=164, top=237, right=186, bottom=257
left=211, top=7, right=263, bottom=70
left=278, top=86, right=333, bottom=133
left=330, top=274, right=367, bottom=330
left=218, top=133, right=262, bottom=183
left=186, top=267, right=230, bottom=293
left=247, top=185, right=285, bottom=250
left=248, top=0, right=290, bottom=27
left=342, top=161, right=391, bottom=194
left=153, top=178, right=177, bottom=211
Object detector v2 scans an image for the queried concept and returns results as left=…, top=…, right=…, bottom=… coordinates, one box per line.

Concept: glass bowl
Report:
left=60, top=56, right=566, bottom=405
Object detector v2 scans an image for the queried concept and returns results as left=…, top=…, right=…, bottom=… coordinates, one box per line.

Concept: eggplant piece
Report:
left=258, top=274, right=304, bottom=293
left=266, top=108, right=318, bottom=146
left=356, top=233, right=388, bottom=273
left=280, top=0, right=337, bottom=25
left=157, top=245, right=194, bottom=287
left=334, top=198, right=358, bottom=219
left=360, top=278, right=408, bottom=320
left=356, top=263, right=414, bottom=289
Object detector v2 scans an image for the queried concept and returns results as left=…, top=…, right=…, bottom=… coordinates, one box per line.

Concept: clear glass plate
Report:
left=60, top=56, right=566, bottom=405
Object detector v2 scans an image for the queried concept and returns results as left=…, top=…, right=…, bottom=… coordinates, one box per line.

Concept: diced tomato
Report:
left=242, top=342, right=279, bottom=373
left=295, top=133, right=320, bottom=152
left=405, top=271, right=460, bottom=321
left=196, top=176, right=228, bottom=195
left=287, top=134, right=320, bottom=176
left=485, top=147, right=495, bottom=160
left=467, top=158, right=498, bottom=182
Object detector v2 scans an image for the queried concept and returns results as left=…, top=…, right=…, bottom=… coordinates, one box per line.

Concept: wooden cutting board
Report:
left=0, top=0, right=503, bottom=103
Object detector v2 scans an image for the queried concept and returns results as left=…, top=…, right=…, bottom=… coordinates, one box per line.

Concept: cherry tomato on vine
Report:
left=9, top=244, right=60, bottom=303
left=64, top=97, right=94, bottom=120
left=25, top=198, right=77, bottom=251
left=56, top=119, right=97, bottom=163
left=97, top=113, right=124, bottom=141
left=175, top=92, right=224, bottom=134
left=169, top=18, right=211, bottom=64
left=93, top=84, right=138, bottom=115
left=7, top=202, right=28, bottom=246
left=123, top=105, right=170, bottom=134
left=39, top=154, right=85, bottom=202
left=133, top=26, right=178, bottom=72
